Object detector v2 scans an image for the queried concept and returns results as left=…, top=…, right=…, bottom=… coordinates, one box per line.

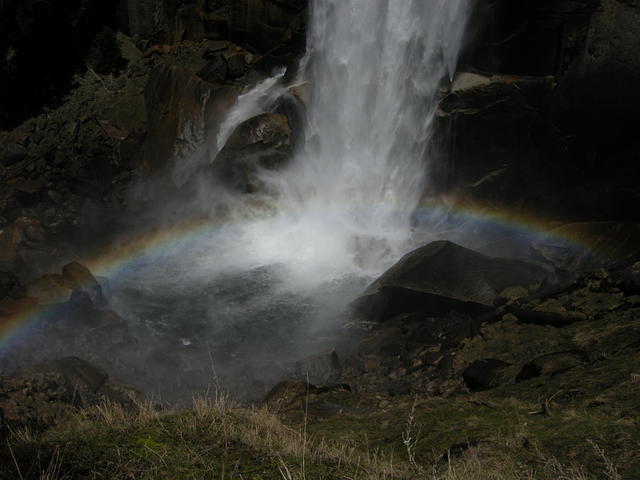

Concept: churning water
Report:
left=108, top=0, right=471, bottom=400
left=215, top=0, right=470, bottom=288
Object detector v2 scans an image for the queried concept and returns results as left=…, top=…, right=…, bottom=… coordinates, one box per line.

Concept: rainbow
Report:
left=0, top=199, right=600, bottom=352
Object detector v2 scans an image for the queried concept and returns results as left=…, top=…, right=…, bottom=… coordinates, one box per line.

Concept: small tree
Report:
left=87, top=27, right=128, bottom=75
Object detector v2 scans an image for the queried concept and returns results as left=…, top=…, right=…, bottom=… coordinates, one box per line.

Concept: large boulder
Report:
left=211, top=113, right=292, bottom=193
left=355, top=241, right=554, bottom=321
left=143, top=63, right=239, bottom=176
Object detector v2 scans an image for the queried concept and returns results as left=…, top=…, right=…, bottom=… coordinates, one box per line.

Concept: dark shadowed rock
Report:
left=197, top=56, right=228, bottom=83
left=355, top=241, right=554, bottom=321
left=288, top=350, right=342, bottom=385
left=211, top=113, right=292, bottom=193
left=225, top=52, right=251, bottom=78
left=0, top=271, right=24, bottom=300
left=263, top=379, right=351, bottom=414
left=0, top=357, right=143, bottom=429
left=462, top=358, right=512, bottom=391
left=0, top=217, right=51, bottom=272
left=62, top=261, right=104, bottom=303
left=551, top=0, right=640, bottom=138
left=516, top=350, right=589, bottom=383
left=1, top=144, right=27, bottom=166
left=144, top=63, right=239, bottom=175
left=532, top=222, right=640, bottom=272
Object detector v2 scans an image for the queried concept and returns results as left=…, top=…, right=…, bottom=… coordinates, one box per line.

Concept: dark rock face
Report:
left=463, top=0, right=599, bottom=76
left=119, top=0, right=307, bottom=53
left=211, top=113, right=292, bottom=193
left=0, top=0, right=121, bottom=129
left=445, top=0, right=640, bottom=221
left=355, top=241, right=554, bottom=321
left=144, top=63, right=239, bottom=175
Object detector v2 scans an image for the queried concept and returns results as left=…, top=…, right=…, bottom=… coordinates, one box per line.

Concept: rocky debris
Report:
left=212, top=113, right=293, bottom=193
left=0, top=357, right=143, bottom=430
left=354, top=241, right=554, bottom=321
left=263, top=379, right=352, bottom=416
left=339, top=254, right=640, bottom=399
left=0, top=262, right=136, bottom=384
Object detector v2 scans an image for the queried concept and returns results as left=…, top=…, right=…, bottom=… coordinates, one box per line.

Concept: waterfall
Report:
left=107, top=0, right=472, bottom=399
left=228, top=0, right=470, bottom=287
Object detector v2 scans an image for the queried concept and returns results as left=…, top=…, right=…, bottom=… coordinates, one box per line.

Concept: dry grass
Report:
left=2, top=392, right=625, bottom=480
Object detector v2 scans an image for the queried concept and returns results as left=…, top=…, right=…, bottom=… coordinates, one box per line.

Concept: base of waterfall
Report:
left=2, top=256, right=639, bottom=477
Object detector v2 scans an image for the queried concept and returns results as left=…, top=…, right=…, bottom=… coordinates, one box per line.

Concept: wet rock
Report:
left=197, top=56, right=229, bottom=83
left=355, top=241, right=554, bottom=321
left=144, top=63, right=239, bottom=176
left=212, top=113, right=292, bottom=193
left=27, top=274, right=73, bottom=305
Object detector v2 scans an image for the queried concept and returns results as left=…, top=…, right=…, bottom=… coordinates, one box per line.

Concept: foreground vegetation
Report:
left=1, top=387, right=633, bottom=480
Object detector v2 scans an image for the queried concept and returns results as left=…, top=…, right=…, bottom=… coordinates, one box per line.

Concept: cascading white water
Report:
left=222, top=0, right=470, bottom=288
left=105, top=0, right=472, bottom=400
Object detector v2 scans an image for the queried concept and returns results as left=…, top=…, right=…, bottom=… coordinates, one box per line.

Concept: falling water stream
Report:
left=109, top=0, right=471, bottom=401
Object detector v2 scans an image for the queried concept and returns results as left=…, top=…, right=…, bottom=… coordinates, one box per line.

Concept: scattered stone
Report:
left=0, top=357, right=143, bottom=429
